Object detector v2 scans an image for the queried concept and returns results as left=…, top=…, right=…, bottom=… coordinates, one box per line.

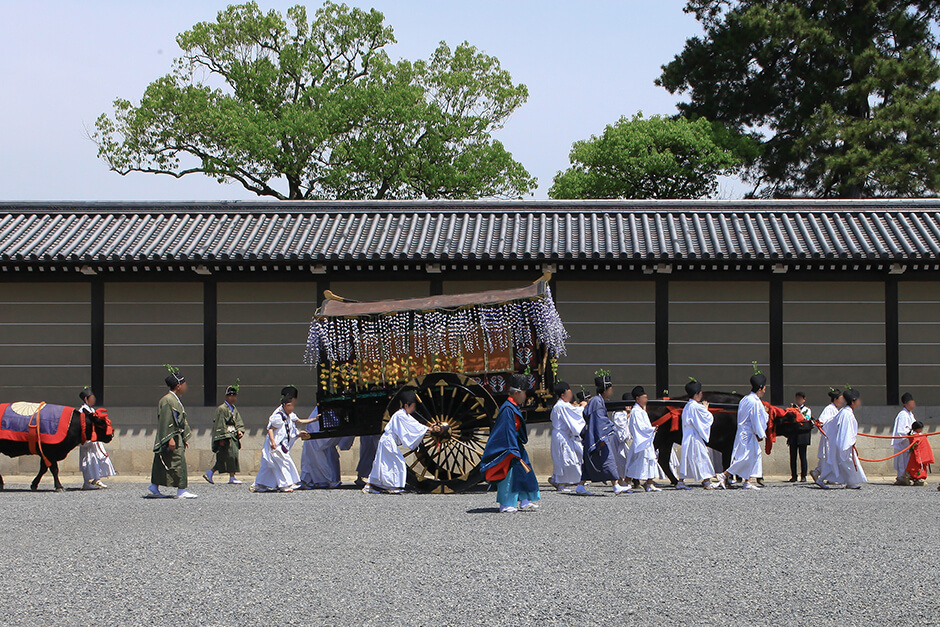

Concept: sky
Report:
left=0, top=1, right=713, bottom=201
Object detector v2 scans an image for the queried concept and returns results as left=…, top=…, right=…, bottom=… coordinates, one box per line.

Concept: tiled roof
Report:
left=2, top=199, right=940, bottom=267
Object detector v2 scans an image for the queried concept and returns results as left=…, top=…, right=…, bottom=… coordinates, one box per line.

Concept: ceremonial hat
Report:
left=79, top=387, right=94, bottom=401
left=827, top=388, right=841, bottom=401
left=749, top=373, right=767, bottom=392
left=685, top=379, right=702, bottom=396
left=622, top=391, right=632, bottom=401
left=225, top=378, right=240, bottom=396
left=280, top=385, right=298, bottom=403
left=902, top=392, right=914, bottom=404
left=164, top=364, right=185, bottom=389
left=594, top=374, right=612, bottom=392
left=399, top=389, right=418, bottom=405
left=554, top=381, right=571, bottom=397
left=509, top=374, right=529, bottom=392
left=843, top=388, right=860, bottom=403
left=631, top=385, right=646, bottom=400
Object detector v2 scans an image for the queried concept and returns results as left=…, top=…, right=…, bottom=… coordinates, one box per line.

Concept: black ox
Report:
left=0, top=405, right=114, bottom=492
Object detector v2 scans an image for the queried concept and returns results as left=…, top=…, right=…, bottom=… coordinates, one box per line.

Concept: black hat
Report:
left=843, top=388, right=860, bottom=403
left=399, top=389, right=417, bottom=405
left=509, top=374, right=529, bottom=392
left=622, top=392, right=632, bottom=401
left=280, top=385, right=298, bottom=403
left=594, top=375, right=612, bottom=393
left=828, top=388, right=842, bottom=401
left=685, top=380, right=702, bottom=397
left=79, top=387, right=94, bottom=401
left=902, top=392, right=914, bottom=404
left=554, top=381, right=571, bottom=397
left=225, top=378, right=240, bottom=396
left=164, top=364, right=185, bottom=389
left=750, top=373, right=767, bottom=392
left=631, top=385, right=646, bottom=400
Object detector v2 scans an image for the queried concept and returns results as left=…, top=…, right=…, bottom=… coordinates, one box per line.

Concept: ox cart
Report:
left=303, top=274, right=569, bottom=493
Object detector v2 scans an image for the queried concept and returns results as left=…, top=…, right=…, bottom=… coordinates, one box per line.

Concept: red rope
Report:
left=857, top=431, right=940, bottom=439
left=855, top=442, right=915, bottom=463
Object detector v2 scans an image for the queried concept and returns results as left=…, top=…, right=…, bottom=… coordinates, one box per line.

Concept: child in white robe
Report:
left=677, top=379, right=721, bottom=490
left=892, top=393, right=917, bottom=485
left=250, top=386, right=315, bottom=493
left=365, top=390, right=441, bottom=494
left=817, top=388, right=867, bottom=489
left=78, top=388, right=116, bottom=490
left=625, top=386, right=662, bottom=492
left=810, top=388, right=842, bottom=485
left=611, top=392, right=632, bottom=487
left=548, top=381, right=586, bottom=491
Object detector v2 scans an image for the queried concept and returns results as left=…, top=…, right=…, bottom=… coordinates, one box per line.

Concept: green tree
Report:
left=93, top=2, right=535, bottom=200
left=549, top=114, right=747, bottom=199
left=658, top=1, right=940, bottom=198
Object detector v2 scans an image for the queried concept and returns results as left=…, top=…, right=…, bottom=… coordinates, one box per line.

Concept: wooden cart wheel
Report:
left=384, top=372, right=497, bottom=493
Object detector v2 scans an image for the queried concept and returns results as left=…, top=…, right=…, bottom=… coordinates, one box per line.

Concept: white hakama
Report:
left=815, top=403, right=839, bottom=475
left=625, top=404, right=659, bottom=480
left=549, top=399, right=585, bottom=485
left=820, top=406, right=867, bottom=487
left=678, top=400, right=715, bottom=481
left=611, top=410, right=631, bottom=479
left=892, top=408, right=915, bottom=478
left=725, top=392, right=768, bottom=479
left=252, top=408, right=302, bottom=492
left=301, top=409, right=354, bottom=487
left=367, top=408, right=428, bottom=491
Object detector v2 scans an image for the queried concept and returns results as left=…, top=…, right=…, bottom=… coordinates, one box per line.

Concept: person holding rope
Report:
left=677, top=379, right=721, bottom=491
left=905, top=421, right=934, bottom=486
left=719, top=372, right=768, bottom=491
left=810, top=388, right=842, bottom=487
left=892, top=393, right=917, bottom=485
left=816, top=388, right=866, bottom=490
left=78, top=387, right=116, bottom=490
left=786, top=392, right=812, bottom=483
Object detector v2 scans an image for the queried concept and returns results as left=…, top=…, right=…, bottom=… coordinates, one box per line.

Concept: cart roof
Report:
left=317, top=280, right=547, bottom=318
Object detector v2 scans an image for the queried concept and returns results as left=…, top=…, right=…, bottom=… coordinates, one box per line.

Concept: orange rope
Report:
left=855, top=441, right=915, bottom=463
left=857, top=431, right=940, bottom=439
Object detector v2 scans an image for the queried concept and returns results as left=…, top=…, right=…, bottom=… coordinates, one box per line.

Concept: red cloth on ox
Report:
left=762, top=402, right=801, bottom=455
left=906, top=434, right=935, bottom=481
left=0, top=403, right=74, bottom=445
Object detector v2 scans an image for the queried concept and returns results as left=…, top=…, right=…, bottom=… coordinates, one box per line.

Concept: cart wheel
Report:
left=384, top=372, right=497, bottom=493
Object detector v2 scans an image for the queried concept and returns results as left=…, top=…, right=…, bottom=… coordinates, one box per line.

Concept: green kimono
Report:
left=211, top=402, right=244, bottom=473
left=151, top=391, right=192, bottom=488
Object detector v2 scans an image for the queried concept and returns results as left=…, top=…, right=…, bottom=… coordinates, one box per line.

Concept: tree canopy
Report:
left=548, top=114, right=746, bottom=199
left=657, top=0, right=940, bottom=198
left=93, top=2, right=535, bottom=200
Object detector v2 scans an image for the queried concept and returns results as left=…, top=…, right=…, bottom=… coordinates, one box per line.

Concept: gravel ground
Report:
left=0, top=476, right=937, bottom=626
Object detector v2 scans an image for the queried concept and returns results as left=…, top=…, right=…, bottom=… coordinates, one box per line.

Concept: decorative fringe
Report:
left=304, top=286, right=568, bottom=365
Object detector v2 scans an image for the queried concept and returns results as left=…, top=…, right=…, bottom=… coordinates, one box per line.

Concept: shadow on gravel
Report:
left=466, top=507, right=500, bottom=514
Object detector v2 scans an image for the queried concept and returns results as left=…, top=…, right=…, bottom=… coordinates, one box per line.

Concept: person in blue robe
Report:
left=581, top=374, right=631, bottom=495
left=480, top=374, right=540, bottom=513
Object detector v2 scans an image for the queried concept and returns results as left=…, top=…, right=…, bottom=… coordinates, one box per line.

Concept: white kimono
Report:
left=892, top=408, right=916, bottom=477
left=301, top=408, right=354, bottom=487
left=815, top=402, right=839, bottom=476
left=611, top=410, right=631, bottom=479
left=726, top=392, right=768, bottom=479
left=252, top=407, right=302, bottom=492
left=549, top=399, right=585, bottom=485
left=367, top=408, right=428, bottom=491
left=79, top=403, right=116, bottom=483
left=679, top=400, right=715, bottom=481
left=820, top=406, right=867, bottom=487
left=625, top=404, right=659, bottom=480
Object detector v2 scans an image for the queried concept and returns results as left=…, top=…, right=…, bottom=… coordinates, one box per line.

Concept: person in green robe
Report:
left=204, top=380, right=245, bottom=485
left=148, top=365, right=196, bottom=499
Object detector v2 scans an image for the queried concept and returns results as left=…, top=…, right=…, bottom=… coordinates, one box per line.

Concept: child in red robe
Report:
left=905, top=421, right=934, bottom=486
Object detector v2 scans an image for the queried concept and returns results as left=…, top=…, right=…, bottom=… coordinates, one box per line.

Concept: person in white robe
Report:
left=250, top=386, right=315, bottom=493
left=300, top=407, right=354, bottom=488
left=78, top=388, right=116, bottom=490
left=548, top=381, right=586, bottom=491
left=810, top=388, right=843, bottom=485
left=677, top=380, right=721, bottom=490
left=356, top=434, right=381, bottom=487
left=625, top=386, right=662, bottom=492
left=720, top=373, right=768, bottom=491
left=892, top=392, right=917, bottom=485
left=365, top=390, right=442, bottom=494
left=611, top=392, right=632, bottom=486
left=817, top=388, right=866, bottom=489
